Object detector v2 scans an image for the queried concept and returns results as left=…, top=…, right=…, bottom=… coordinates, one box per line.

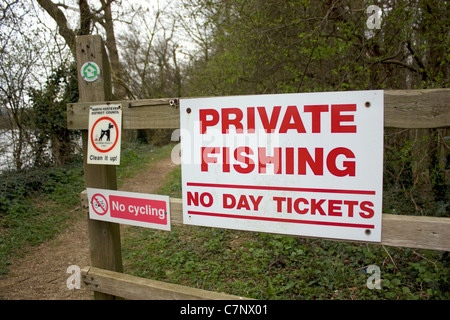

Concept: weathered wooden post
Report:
left=75, top=35, right=123, bottom=299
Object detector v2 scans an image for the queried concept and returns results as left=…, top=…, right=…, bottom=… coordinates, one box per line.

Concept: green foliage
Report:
left=123, top=226, right=449, bottom=300
left=28, top=63, right=79, bottom=167
left=0, top=144, right=172, bottom=276
left=383, top=129, right=449, bottom=217
left=158, top=165, right=182, bottom=198
left=122, top=165, right=449, bottom=300
left=0, top=159, right=83, bottom=210
left=185, top=0, right=449, bottom=95
left=117, top=142, right=175, bottom=183
left=0, top=157, right=84, bottom=275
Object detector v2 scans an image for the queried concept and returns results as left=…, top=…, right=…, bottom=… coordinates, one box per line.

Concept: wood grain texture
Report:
left=77, top=35, right=123, bottom=300
left=381, top=214, right=450, bottom=251
left=68, top=89, right=450, bottom=130
left=384, top=89, right=449, bottom=128
left=80, top=192, right=450, bottom=251
left=81, top=266, right=252, bottom=300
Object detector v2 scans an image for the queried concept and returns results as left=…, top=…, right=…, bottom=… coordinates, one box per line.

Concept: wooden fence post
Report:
left=76, top=35, right=123, bottom=300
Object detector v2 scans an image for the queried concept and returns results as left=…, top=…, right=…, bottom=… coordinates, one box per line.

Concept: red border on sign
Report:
left=186, top=182, right=376, bottom=195
left=91, top=193, right=108, bottom=215
left=187, top=210, right=374, bottom=229
left=90, top=116, right=119, bottom=153
left=186, top=181, right=377, bottom=229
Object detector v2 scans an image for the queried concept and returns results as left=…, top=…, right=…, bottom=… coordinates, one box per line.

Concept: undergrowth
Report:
left=123, top=162, right=449, bottom=300
left=123, top=225, right=449, bottom=299
left=1, top=140, right=447, bottom=299
left=0, top=142, right=168, bottom=276
left=0, top=158, right=85, bottom=276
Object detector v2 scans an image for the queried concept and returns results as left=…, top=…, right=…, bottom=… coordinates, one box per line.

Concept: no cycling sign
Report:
left=91, top=193, right=108, bottom=215
left=87, top=188, right=171, bottom=231
left=87, top=104, right=122, bottom=165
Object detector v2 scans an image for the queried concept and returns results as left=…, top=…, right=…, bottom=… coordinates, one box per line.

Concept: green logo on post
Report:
left=81, top=62, right=100, bottom=82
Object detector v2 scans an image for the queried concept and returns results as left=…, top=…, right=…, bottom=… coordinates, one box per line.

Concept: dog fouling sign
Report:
left=87, top=104, right=122, bottom=165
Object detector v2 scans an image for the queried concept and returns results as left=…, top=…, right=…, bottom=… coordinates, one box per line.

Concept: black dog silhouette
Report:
left=99, top=122, right=114, bottom=141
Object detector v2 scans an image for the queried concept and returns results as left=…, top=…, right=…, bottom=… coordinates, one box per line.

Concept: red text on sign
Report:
left=199, top=104, right=357, bottom=134
left=272, top=196, right=374, bottom=218
left=201, top=146, right=356, bottom=177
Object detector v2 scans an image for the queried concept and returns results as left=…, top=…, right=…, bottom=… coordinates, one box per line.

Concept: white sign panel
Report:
left=87, top=104, right=122, bottom=165
left=87, top=188, right=171, bottom=231
left=180, top=91, right=383, bottom=242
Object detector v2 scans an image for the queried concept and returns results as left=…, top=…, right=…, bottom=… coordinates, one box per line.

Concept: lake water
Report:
left=0, top=129, right=82, bottom=172
left=0, top=129, right=21, bottom=171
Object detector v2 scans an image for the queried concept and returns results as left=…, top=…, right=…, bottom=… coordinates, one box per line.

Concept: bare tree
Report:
left=0, top=0, right=42, bottom=169
left=35, top=0, right=128, bottom=99
left=119, top=1, right=182, bottom=99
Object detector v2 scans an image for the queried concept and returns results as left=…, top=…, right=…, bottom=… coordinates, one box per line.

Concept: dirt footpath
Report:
left=0, top=155, right=177, bottom=300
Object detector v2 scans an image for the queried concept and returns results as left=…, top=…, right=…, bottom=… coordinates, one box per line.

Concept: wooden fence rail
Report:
left=80, top=192, right=450, bottom=252
left=68, top=89, right=450, bottom=130
left=81, top=266, right=251, bottom=300
left=69, top=35, right=449, bottom=300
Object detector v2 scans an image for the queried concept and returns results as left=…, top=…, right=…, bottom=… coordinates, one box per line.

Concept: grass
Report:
left=122, top=163, right=450, bottom=300
left=0, top=142, right=171, bottom=276
left=1, top=141, right=447, bottom=299
left=0, top=162, right=85, bottom=275
left=122, top=225, right=449, bottom=300
left=158, top=165, right=182, bottom=198
left=117, top=142, right=174, bottom=184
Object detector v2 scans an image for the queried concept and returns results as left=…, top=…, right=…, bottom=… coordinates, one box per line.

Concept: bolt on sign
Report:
left=87, top=104, right=122, bottom=165
left=180, top=91, right=384, bottom=242
left=87, top=188, right=171, bottom=231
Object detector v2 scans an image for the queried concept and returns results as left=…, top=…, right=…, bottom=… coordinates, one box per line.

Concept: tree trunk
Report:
left=36, top=0, right=126, bottom=99
left=102, top=1, right=126, bottom=99
left=35, top=0, right=76, bottom=56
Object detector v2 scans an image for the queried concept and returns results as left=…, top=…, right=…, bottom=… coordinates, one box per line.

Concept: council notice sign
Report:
left=87, top=104, right=122, bottom=165
left=180, top=91, right=384, bottom=242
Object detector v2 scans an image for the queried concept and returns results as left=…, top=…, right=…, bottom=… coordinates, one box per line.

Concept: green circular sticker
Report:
left=81, top=61, right=100, bottom=82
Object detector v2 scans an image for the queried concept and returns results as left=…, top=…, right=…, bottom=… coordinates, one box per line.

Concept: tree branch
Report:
left=381, top=59, right=420, bottom=74
left=35, top=0, right=76, bottom=56
left=406, top=41, right=428, bottom=81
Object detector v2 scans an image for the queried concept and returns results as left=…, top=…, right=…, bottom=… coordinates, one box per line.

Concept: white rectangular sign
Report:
left=180, top=91, right=383, bottom=242
left=87, top=188, right=171, bottom=231
left=87, top=104, right=122, bottom=165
